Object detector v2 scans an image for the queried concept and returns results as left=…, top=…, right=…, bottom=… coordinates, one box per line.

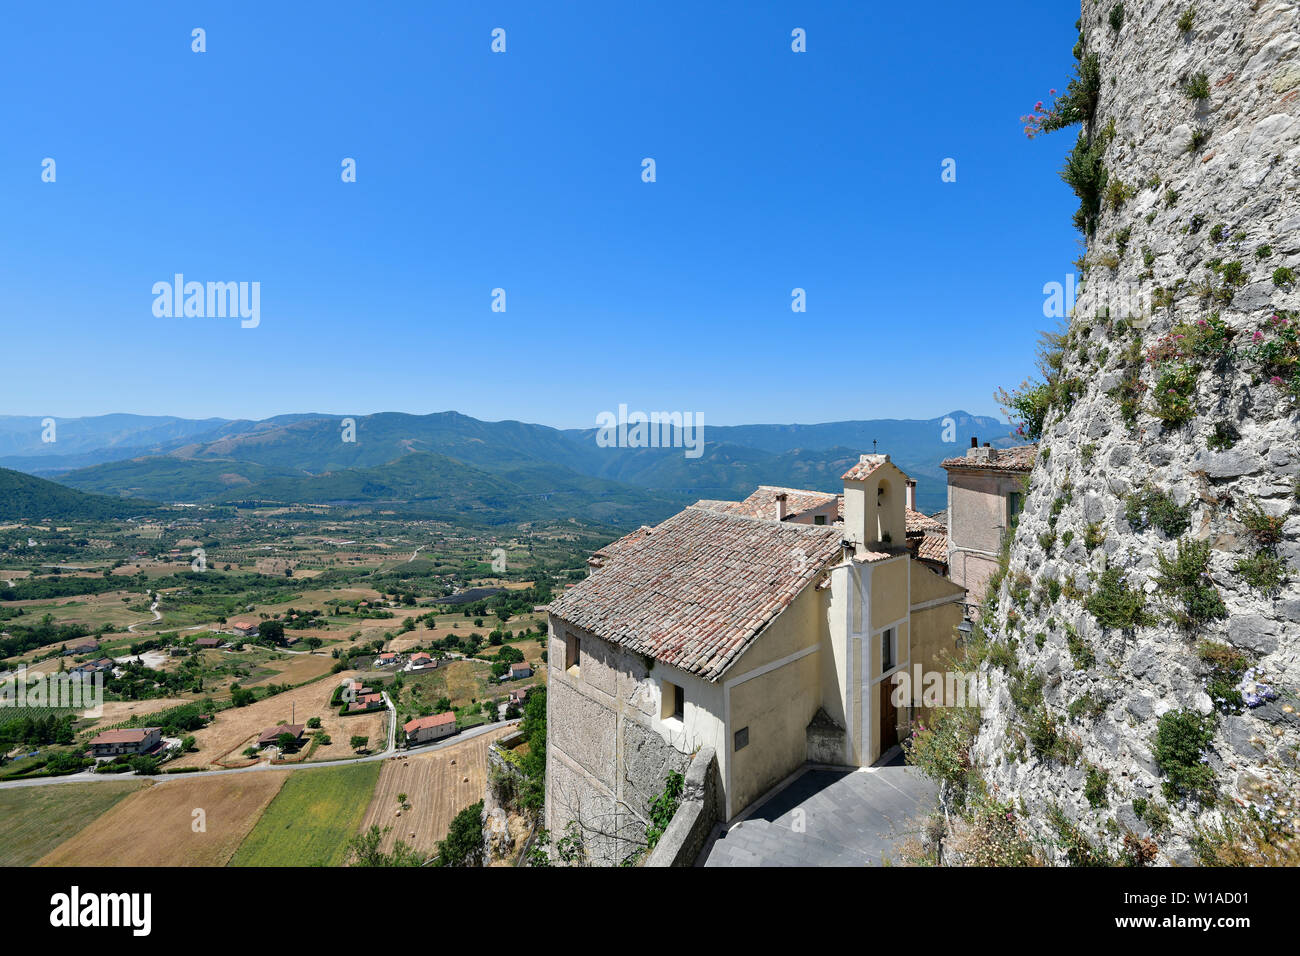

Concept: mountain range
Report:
left=0, top=410, right=1019, bottom=524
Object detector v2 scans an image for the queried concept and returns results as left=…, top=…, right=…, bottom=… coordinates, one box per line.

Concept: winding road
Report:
left=0, top=718, right=518, bottom=791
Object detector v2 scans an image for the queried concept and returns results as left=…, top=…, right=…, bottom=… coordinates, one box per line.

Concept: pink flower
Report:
left=1253, top=331, right=1264, bottom=342
left=1049, top=89, right=1057, bottom=95
left=1270, top=376, right=1285, bottom=386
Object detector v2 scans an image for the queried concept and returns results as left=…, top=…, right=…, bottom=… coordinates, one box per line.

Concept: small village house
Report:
left=507, top=662, right=532, bottom=680
left=404, top=712, right=457, bottom=746
left=257, top=724, right=305, bottom=748
left=942, top=439, right=1036, bottom=611
left=87, top=727, right=161, bottom=758
left=230, top=620, right=260, bottom=638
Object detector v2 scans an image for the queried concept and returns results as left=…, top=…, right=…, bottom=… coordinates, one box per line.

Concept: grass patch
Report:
left=229, top=762, right=381, bottom=866
left=0, top=780, right=145, bottom=866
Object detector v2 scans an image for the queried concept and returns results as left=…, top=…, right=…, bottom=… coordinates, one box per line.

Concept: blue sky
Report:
left=1, top=1, right=1081, bottom=429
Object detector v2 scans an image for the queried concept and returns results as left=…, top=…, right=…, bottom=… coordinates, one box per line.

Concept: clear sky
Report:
left=1, top=1, right=1082, bottom=429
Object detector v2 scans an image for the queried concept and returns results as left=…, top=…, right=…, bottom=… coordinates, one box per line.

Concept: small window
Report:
left=734, top=726, right=749, bottom=751
left=881, top=627, right=895, bottom=672
left=813, top=514, right=826, bottom=525
left=1008, top=491, right=1023, bottom=522
left=661, top=680, right=684, bottom=722
left=564, top=632, right=580, bottom=675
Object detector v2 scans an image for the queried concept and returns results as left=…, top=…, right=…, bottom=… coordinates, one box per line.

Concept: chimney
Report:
left=905, top=479, right=917, bottom=513
left=970, top=436, right=978, bottom=449
left=775, top=492, right=788, bottom=522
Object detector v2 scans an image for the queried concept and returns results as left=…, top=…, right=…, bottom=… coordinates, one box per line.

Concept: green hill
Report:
left=0, top=467, right=155, bottom=521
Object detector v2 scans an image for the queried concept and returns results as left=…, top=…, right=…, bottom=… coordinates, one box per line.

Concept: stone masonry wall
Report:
left=975, top=0, right=1299, bottom=864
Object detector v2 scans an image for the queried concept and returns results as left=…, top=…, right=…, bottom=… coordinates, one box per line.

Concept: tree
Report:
left=276, top=731, right=300, bottom=753
left=259, top=620, right=286, bottom=645
left=432, top=801, right=484, bottom=866
left=346, top=825, right=424, bottom=867
left=350, top=735, right=369, bottom=752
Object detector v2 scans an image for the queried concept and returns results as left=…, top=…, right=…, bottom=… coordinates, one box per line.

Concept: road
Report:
left=0, top=718, right=518, bottom=791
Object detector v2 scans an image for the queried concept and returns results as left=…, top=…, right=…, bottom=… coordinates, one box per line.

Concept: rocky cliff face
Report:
left=975, top=0, right=1299, bottom=864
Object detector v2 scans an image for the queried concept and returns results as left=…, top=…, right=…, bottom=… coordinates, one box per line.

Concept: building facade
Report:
left=545, top=453, right=966, bottom=864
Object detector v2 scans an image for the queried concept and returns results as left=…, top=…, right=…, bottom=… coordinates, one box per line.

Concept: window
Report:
left=661, top=680, right=684, bottom=722
left=881, top=627, right=895, bottom=672
left=1008, top=491, right=1023, bottom=525
left=564, top=632, right=580, bottom=676
left=734, top=726, right=749, bottom=751
left=813, top=514, right=826, bottom=525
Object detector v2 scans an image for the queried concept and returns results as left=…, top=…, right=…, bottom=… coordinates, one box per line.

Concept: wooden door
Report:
left=880, top=681, right=899, bottom=752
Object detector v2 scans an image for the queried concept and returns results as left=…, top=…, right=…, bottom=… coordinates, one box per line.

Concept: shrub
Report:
left=645, top=771, right=685, bottom=851
left=1108, top=3, right=1124, bottom=30
left=1183, top=72, right=1210, bottom=100
left=904, top=706, right=982, bottom=806
left=1151, top=363, right=1199, bottom=426
left=1238, top=498, right=1286, bottom=547
left=1085, top=764, right=1110, bottom=808
left=1275, top=266, right=1297, bottom=289
left=1155, top=539, right=1227, bottom=626
left=1066, top=624, right=1096, bottom=669
left=1235, top=551, right=1286, bottom=596
left=1062, top=131, right=1108, bottom=236
left=1196, top=641, right=1248, bottom=715
left=1206, top=420, right=1239, bottom=451
left=1153, top=710, right=1216, bottom=804
left=1084, top=567, right=1151, bottom=630
left=1177, top=5, right=1195, bottom=33
left=1083, top=522, right=1107, bottom=551
left=1124, top=486, right=1191, bottom=536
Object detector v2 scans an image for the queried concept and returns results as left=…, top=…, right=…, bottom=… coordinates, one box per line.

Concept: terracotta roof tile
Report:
left=842, top=453, right=898, bottom=482
left=917, top=530, right=949, bottom=564
left=549, top=507, right=845, bottom=682
left=719, top=486, right=838, bottom=521
left=941, top=444, right=1037, bottom=473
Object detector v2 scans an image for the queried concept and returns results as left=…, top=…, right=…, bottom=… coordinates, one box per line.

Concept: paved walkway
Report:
left=701, top=753, right=938, bottom=867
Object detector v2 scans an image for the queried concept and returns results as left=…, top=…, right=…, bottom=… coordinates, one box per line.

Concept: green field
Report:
left=228, top=762, right=381, bottom=867
left=0, top=780, right=146, bottom=866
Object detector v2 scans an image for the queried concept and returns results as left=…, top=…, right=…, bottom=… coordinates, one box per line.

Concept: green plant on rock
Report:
left=1084, top=566, right=1152, bottom=630
left=1065, top=623, right=1096, bottom=669
left=1124, top=486, right=1191, bottom=536
left=1206, top=420, right=1239, bottom=451
left=1177, top=5, right=1195, bottom=34
left=1084, top=521, right=1107, bottom=551
left=1085, top=764, right=1111, bottom=808
left=1183, top=71, right=1210, bottom=100
left=1274, top=266, right=1297, bottom=289
left=1153, top=709, right=1217, bottom=805
left=1235, top=551, right=1286, bottom=596
left=1238, top=497, right=1286, bottom=547
left=1154, top=538, right=1227, bottom=628
left=1150, top=363, right=1199, bottom=426
left=1195, top=641, right=1249, bottom=716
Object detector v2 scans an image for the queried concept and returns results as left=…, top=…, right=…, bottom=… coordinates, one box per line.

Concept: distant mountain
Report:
left=37, top=409, right=1018, bottom=519
left=0, top=467, right=157, bottom=521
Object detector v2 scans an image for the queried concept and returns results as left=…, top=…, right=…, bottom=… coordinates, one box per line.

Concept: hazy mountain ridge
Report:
left=32, top=409, right=1016, bottom=517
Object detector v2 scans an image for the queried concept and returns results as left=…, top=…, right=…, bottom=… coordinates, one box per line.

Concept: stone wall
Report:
left=975, top=0, right=1300, bottom=864
left=645, top=747, right=723, bottom=867
left=545, top=619, right=695, bottom=865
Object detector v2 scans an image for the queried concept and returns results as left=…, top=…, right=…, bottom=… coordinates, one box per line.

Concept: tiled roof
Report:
left=404, top=712, right=456, bottom=733
left=721, top=486, right=838, bottom=521
left=257, top=724, right=304, bottom=745
left=91, top=728, right=159, bottom=745
left=690, top=499, right=736, bottom=513
left=905, top=509, right=944, bottom=534
left=917, top=531, right=949, bottom=564
left=842, top=453, right=898, bottom=482
left=588, top=526, right=656, bottom=568
left=941, top=445, right=1037, bottom=473
left=549, top=506, right=845, bottom=681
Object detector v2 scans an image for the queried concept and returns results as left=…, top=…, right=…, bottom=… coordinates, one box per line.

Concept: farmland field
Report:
left=36, top=774, right=287, bottom=867
left=166, top=669, right=386, bottom=769
left=360, top=726, right=513, bottom=857
left=229, top=762, right=381, bottom=866
left=0, top=780, right=146, bottom=866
